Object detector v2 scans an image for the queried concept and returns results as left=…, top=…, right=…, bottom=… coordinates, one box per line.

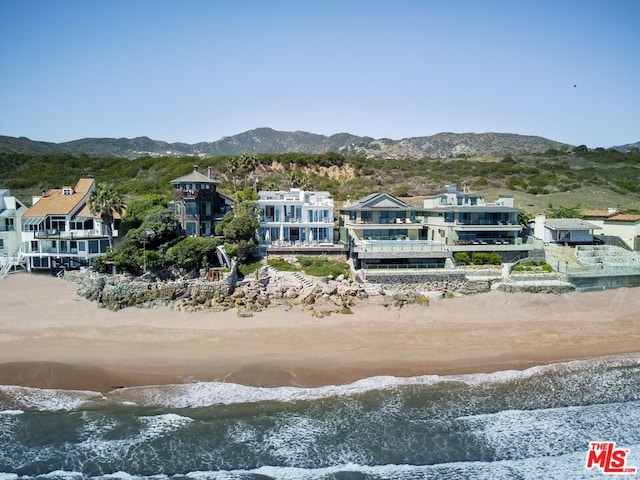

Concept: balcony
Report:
left=33, top=230, right=111, bottom=239
left=353, top=239, right=448, bottom=254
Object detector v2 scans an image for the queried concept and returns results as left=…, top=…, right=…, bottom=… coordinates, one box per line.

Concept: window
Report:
left=185, top=201, right=197, bottom=215
left=0, top=239, right=4, bottom=248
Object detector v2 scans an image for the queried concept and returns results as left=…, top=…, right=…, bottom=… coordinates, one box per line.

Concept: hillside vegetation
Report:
left=1, top=147, right=638, bottom=212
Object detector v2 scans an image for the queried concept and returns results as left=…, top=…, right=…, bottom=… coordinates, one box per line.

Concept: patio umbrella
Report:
left=279, top=223, right=285, bottom=242
left=309, top=229, right=314, bottom=243
left=265, top=229, right=270, bottom=243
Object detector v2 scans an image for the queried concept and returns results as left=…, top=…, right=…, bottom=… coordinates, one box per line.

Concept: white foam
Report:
left=137, top=413, right=194, bottom=440
left=458, top=401, right=640, bottom=462
left=108, top=353, right=640, bottom=409
left=0, top=385, right=105, bottom=411
left=0, top=410, right=23, bottom=415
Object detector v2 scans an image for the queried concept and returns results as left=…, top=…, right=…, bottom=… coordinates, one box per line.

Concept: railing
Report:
left=33, top=230, right=107, bottom=239
left=354, top=240, right=448, bottom=253
left=262, top=217, right=332, bottom=224
left=364, top=263, right=445, bottom=270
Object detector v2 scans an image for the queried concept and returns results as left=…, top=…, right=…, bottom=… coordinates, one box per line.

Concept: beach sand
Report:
left=1, top=272, right=639, bottom=392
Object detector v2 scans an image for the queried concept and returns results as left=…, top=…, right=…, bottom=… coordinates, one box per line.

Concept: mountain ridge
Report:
left=1, top=128, right=634, bottom=159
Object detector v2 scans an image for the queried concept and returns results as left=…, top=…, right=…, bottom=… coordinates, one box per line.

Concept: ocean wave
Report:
left=1, top=353, right=639, bottom=412
left=4, top=450, right=634, bottom=480
left=0, top=385, right=105, bottom=412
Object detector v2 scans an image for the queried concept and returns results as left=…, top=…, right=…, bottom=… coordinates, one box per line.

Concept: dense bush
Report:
left=512, top=260, right=554, bottom=272
left=267, top=258, right=298, bottom=271
left=166, top=237, right=221, bottom=272
left=471, top=252, right=502, bottom=265
left=297, top=256, right=350, bottom=278
left=453, top=252, right=470, bottom=264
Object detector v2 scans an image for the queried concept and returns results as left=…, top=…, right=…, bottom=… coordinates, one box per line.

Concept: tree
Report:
left=239, top=153, right=258, bottom=189
left=226, top=157, right=240, bottom=192
left=88, top=183, right=125, bottom=250
left=219, top=200, right=260, bottom=261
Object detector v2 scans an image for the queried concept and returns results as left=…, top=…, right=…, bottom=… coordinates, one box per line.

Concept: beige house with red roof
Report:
left=582, top=208, right=640, bottom=251
left=21, top=178, right=120, bottom=272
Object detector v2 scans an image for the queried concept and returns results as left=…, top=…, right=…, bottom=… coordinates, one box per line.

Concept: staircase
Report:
left=0, top=250, right=25, bottom=280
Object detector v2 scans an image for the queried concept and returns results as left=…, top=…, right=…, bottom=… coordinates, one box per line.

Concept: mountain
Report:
left=0, top=128, right=572, bottom=159
left=611, top=141, right=640, bottom=153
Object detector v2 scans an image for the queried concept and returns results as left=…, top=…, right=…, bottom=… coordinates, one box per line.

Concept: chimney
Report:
left=207, top=166, right=212, bottom=179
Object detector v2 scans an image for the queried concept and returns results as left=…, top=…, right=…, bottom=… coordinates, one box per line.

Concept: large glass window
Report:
left=185, top=201, right=197, bottom=215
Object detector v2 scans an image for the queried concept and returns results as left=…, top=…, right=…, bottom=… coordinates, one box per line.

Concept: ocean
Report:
left=1, top=355, right=639, bottom=480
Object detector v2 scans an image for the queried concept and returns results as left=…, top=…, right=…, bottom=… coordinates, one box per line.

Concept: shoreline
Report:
left=1, top=272, right=639, bottom=392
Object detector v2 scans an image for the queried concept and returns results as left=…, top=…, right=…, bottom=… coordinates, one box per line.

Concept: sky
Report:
left=0, top=0, right=639, bottom=148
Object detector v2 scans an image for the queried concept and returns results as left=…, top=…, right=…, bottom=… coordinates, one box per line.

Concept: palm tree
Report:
left=239, top=153, right=258, bottom=189
left=88, top=183, right=125, bottom=250
left=226, top=157, right=240, bottom=192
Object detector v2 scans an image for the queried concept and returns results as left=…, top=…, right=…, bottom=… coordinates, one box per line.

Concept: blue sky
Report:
left=1, top=0, right=638, bottom=147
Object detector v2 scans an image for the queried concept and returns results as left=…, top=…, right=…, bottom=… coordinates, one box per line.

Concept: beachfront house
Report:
left=582, top=209, right=640, bottom=251
left=257, top=188, right=338, bottom=248
left=169, top=166, right=233, bottom=237
left=20, top=178, right=119, bottom=272
left=531, top=215, right=602, bottom=245
left=339, top=192, right=451, bottom=270
left=421, top=185, right=536, bottom=261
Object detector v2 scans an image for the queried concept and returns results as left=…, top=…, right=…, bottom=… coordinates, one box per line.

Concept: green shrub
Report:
left=296, top=255, right=350, bottom=278
left=238, top=256, right=264, bottom=277
left=166, top=237, right=220, bottom=271
left=471, top=252, right=501, bottom=265
left=454, top=252, right=470, bottom=265
left=512, top=260, right=554, bottom=273
left=268, top=258, right=298, bottom=271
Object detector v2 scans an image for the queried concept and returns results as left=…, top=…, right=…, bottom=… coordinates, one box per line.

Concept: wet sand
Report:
left=1, top=272, right=639, bottom=392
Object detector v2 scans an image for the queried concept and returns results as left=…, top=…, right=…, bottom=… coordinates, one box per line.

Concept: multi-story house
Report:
left=582, top=208, right=640, bottom=250
left=422, top=185, right=535, bottom=261
left=257, top=188, right=335, bottom=247
left=0, top=189, right=28, bottom=272
left=20, top=178, right=119, bottom=272
left=339, top=192, right=451, bottom=270
left=169, top=166, right=233, bottom=237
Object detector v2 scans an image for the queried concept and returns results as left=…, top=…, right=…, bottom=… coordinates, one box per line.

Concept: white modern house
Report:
left=257, top=188, right=335, bottom=247
left=20, top=178, right=120, bottom=272
left=531, top=215, right=602, bottom=245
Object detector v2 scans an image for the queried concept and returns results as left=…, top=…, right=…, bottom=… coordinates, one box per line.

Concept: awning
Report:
left=0, top=209, right=15, bottom=218
left=21, top=218, right=44, bottom=226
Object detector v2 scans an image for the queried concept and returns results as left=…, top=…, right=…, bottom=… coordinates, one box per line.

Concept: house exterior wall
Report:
left=422, top=188, right=521, bottom=247
left=170, top=168, right=231, bottom=237
left=592, top=220, right=640, bottom=250
left=19, top=179, right=118, bottom=271
left=0, top=190, right=27, bottom=256
left=257, top=189, right=334, bottom=245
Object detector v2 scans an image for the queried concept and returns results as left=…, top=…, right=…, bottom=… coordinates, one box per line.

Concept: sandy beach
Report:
left=0, top=272, right=639, bottom=392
